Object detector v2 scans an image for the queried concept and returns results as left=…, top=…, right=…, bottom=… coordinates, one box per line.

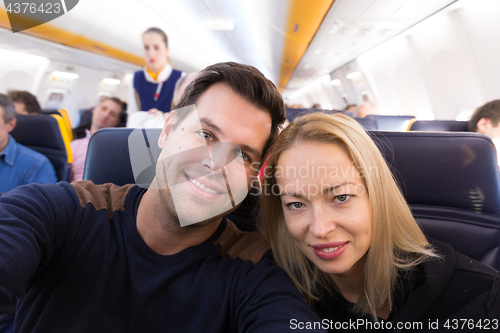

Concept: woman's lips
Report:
left=312, top=242, right=348, bottom=260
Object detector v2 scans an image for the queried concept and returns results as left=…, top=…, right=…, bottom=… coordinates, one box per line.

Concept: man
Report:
left=70, top=97, right=125, bottom=181
left=468, top=100, right=500, bottom=139
left=0, top=63, right=325, bottom=332
left=6, top=91, right=42, bottom=115
left=0, top=94, right=57, bottom=193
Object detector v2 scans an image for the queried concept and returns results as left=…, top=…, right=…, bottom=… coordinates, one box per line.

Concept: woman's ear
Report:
left=158, top=111, right=177, bottom=149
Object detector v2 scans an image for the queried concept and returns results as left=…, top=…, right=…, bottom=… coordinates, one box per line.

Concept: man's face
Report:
left=155, top=83, right=272, bottom=226
left=0, top=106, right=16, bottom=152
left=92, top=99, right=122, bottom=131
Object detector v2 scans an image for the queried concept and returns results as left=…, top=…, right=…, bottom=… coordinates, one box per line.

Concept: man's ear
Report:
left=7, top=117, right=17, bottom=133
left=158, top=111, right=177, bottom=149
left=476, top=117, right=490, bottom=134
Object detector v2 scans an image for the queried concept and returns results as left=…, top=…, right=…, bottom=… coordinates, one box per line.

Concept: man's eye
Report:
left=238, top=150, right=248, bottom=161
left=199, top=131, right=213, bottom=141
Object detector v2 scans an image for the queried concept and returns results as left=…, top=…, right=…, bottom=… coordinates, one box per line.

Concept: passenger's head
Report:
left=154, top=62, right=286, bottom=227
left=344, top=104, right=357, bottom=112
left=172, top=72, right=199, bottom=108
left=468, top=100, right=500, bottom=139
left=260, top=113, right=435, bottom=316
left=90, top=97, right=125, bottom=134
left=142, top=27, right=169, bottom=72
left=356, top=102, right=376, bottom=118
left=7, top=90, right=41, bottom=115
left=0, top=93, right=17, bottom=151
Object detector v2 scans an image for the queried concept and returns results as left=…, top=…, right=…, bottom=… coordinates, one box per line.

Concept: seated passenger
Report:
left=70, top=97, right=125, bottom=181
left=0, top=94, right=56, bottom=193
left=260, top=113, right=500, bottom=331
left=0, top=62, right=324, bottom=333
left=7, top=90, right=41, bottom=115
left=468, top=99, right=500, bottom=139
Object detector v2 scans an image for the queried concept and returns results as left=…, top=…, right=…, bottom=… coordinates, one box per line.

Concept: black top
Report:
left=313, top=239, right=500, bottom=332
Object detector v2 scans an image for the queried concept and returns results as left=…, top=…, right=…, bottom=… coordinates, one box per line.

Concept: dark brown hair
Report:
left=7, top=90, right=41, bottom=114
left=176, top=62, right=286, bottom=163
left=143, top=27, right=168, bottom=47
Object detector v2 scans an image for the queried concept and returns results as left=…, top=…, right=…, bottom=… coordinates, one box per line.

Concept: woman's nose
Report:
left=309, top=206, right=337, bottom=239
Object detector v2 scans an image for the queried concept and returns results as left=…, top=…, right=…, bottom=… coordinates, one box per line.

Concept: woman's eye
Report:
left=334, top=194, right=352, bottom=203
left=286, top=202, right=304, bottom=210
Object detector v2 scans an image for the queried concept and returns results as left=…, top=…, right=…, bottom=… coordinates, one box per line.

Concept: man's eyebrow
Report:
left=280, top=181, right=356, bottom=197
left=200, top=118, right=222, bottom=135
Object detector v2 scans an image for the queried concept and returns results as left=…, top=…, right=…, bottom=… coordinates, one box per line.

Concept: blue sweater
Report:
left=0, top=181, right=325, bottom=333
left=133, top=69, right=182, bottom=112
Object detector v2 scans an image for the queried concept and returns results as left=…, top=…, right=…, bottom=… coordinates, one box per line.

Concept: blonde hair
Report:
left=260, top=113, right=437, bottom=318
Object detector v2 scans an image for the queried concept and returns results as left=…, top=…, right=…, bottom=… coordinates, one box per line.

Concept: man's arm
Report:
left=0, top=183, right=76, bottom=313
left=234, top=253, right=327, bottom=333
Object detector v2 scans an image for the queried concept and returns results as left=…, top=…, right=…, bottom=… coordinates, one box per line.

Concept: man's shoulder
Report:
left=70, top=181, right=137, bottom=218
left=14, top=141, right=51, bottom=164
left=215, top=219, right=270, bottom=265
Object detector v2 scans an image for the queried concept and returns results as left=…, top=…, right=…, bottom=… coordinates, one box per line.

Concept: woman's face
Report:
left=276, top=142, right=372, bottom=279
left=142, top=32, right=168, bottom=70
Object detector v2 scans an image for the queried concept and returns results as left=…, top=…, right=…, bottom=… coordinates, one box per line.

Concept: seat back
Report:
left=354, top=117, right=378, bottom=130
left=365, top=115, right=415, bottom=131
left=369, top=131, right=500, bottom=269
left=84, top=128, right=152, bottom=186
left=10, top=115, right=69, bottom=181
left=410, top=120, right=468, bottom=132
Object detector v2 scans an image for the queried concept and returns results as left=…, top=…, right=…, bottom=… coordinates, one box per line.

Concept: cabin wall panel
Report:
left=457, top=0, right=500, bottom=103
left=0, top=48, right=49, bottom=94
left=357, top=37, right=433, bottom=118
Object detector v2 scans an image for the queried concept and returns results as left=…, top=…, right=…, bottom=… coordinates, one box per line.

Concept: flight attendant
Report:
left=133, top=27, right=183, bottom=115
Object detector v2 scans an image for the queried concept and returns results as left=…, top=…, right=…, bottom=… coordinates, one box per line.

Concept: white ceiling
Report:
left=283, top=0, right=457, bottom=95
left=0, top=0, right=457, bottom=93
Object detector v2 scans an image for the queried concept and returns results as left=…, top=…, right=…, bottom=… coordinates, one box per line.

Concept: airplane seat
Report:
left=365, top=115, right=416, bottom=131
left=409, top=120, right=469, bottom=132
left=9, top=115, right=69, bottom=182
left=285, top=108, right=312, bottom=123
left=370, top=131, right=500, bottom=270
left=286, top=108, right=343, bottom=123
left=83, top=128, right=258, bottom=231
left=354, top=117, right=378, bottom=130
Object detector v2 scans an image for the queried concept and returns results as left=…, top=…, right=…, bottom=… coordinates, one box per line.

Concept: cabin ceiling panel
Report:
left=285, top=0, right=457, bottom=93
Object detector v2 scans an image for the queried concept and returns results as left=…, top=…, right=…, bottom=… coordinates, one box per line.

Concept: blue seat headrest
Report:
left=10, top=114, right=68, bottom=181
left=369, top=131, right=500, bottom=215
left=410, top=120, right=468, bottom=132
left=365, top=115, right=415, bottom=131
left=354, top=117, right=378, bottom=130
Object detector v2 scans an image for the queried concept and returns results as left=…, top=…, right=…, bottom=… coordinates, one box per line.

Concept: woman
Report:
left=132, top=27, right=183, bottom=116
left=260, top=113, right=499, bottom=331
